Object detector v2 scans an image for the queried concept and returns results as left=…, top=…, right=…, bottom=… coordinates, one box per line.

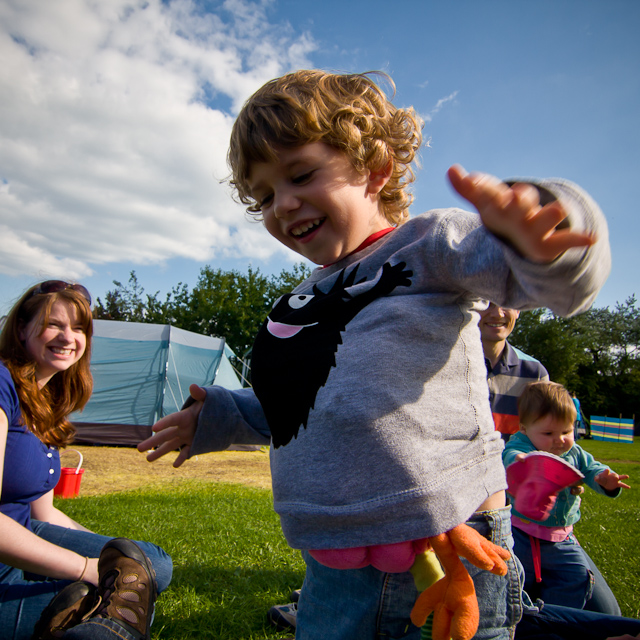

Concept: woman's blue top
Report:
left=0, top=362, right=60, bottom=532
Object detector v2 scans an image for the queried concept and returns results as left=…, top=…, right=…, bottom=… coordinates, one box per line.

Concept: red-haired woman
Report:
left=0, top=281, right=172, bottom=640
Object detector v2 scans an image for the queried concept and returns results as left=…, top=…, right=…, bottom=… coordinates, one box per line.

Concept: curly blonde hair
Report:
left=228, top=69, right=423, bottom=226
left=0, top=284, right=93, bottom=447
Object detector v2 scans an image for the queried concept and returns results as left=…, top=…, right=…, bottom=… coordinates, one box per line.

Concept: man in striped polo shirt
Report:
left=479, top=303, right=549, bottom=442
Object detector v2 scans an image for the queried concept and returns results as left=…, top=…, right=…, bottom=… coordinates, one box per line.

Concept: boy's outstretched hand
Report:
left=595, top=468, right=631, bottom=492
left=137, top=383, right=206, bottom=468
left=447, top=165, right=596, bottom=263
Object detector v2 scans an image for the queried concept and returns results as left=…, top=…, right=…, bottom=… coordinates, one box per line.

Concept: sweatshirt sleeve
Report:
left=490, top=177, right=611, bottom=316
left=189, top=386, right=271, bottom=456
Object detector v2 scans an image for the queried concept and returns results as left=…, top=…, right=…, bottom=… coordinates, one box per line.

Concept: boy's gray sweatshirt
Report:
left=191, top=178, right=610, bottom=551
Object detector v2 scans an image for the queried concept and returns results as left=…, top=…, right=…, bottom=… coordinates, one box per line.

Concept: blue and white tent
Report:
left=72, top=319, right=243, bottom=446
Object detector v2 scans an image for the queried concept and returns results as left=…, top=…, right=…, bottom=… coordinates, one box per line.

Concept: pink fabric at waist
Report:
left=512, top=516, right=573, bottom=542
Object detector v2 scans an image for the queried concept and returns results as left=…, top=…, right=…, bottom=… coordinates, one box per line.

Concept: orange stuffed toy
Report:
left=310, top=523, right=510, bottom=640
left=410, top=524, right=511, bottom=640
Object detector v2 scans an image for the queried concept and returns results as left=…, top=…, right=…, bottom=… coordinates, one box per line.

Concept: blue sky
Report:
left=1, top=0, right=638, bottom=315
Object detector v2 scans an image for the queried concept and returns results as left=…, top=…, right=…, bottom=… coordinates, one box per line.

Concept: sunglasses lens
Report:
left=38, top=280, right=68, bottom=295
left=33, top=281, right=92, bottom=305
left=71, top=284, right=92, bottom=305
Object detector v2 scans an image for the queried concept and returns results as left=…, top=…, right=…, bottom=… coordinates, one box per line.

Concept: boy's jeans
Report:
left=296, top=505, right=522, bottom=640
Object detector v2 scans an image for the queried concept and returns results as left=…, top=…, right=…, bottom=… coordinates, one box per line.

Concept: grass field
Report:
left=58, top=481, right=302, bottom=639
left=569, top=437, right=640, bottom=619
left=55, top=437, right=640, bottom=638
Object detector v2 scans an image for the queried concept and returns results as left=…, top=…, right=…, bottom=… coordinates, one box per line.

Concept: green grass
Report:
left=57, top=481, right=304, bottom=640
left=56, top=438, right=640, bottom=637
left=571, top=436, right=640, bottom=618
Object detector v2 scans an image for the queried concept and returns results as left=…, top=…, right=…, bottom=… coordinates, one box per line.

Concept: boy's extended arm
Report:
left=138, top=383, right=206, bottom=468
left=191, top=385, right=271, bottom=455
left=447, top=165, right=596, bottom=263
left=138, top=383, right=271, bottom=468
left=446, top=164, right=610, bottom=316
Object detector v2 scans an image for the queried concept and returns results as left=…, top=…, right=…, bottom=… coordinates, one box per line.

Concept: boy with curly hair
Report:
left=140, top=69, right=610, bottom=639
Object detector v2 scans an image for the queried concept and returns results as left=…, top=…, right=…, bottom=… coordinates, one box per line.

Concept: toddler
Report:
left=140, top=70, right=611, bottom=640
left=504, top=381, right=630, bottom=610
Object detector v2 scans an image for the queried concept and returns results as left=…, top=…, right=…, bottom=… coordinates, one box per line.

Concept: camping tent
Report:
left=71, top=319, right=243, bottom=445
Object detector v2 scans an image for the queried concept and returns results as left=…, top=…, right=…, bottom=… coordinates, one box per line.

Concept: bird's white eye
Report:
left=288, top=295, right=314, bottom=309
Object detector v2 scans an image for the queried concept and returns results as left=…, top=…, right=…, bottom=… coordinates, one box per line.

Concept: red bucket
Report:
left=54, top=449, right=84, bottom=499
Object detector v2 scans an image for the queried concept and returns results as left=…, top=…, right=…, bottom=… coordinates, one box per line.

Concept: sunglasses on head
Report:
left=29, top=280, right=92, bottom=306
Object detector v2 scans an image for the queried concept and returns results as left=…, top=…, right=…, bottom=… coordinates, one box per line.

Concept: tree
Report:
left=510, top=297, right=640, bottom=430
left=573, top=297, right=640, bottom=421
left=93, top=263, right=311, bottom=356
left=508, top=308, right=591, bottom=388
left=93, top=271, right=161, bottom=323
left=180, top=266, right=276, bottom=355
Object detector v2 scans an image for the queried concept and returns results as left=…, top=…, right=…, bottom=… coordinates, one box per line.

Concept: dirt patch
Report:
left=599, top=458, right=640, bottom=466
left=59, top=445, right=272, bottom=497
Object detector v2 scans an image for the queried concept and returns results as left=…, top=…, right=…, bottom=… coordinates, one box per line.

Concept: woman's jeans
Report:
left=0, top=520, right=172, bottom=640
left=296, top=506, right=522, bottom=640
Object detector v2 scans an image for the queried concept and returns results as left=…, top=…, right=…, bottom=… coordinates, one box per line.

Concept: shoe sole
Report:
left=267, top=605, right=297, bottom=632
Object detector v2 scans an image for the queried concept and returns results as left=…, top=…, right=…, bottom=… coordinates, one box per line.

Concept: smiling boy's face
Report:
left=247, top=142, right=391, bottom=266
left=478, top=303, right=520, bottom=344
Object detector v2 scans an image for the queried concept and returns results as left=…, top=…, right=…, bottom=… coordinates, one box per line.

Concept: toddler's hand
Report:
left=595, top=468, right=631, bottom=492
left=137, top=384, right=206, bottom=468
left=447, top=165, right=596, bottom=263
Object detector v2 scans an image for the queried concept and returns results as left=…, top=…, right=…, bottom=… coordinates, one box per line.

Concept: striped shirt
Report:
left=486, top=341, right=549, bottom=436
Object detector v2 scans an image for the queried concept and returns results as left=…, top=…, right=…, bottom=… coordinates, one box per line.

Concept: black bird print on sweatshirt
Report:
left=251, top=261, right=413, bottom=448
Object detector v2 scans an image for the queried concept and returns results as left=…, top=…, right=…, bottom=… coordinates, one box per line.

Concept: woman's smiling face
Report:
left=248, top=142, right=391, bottom=266
left=19, top=299, right=87, bottom=388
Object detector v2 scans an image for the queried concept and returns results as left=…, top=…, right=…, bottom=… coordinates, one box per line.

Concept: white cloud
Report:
left=0, top=0, right=315, bottom=281
left=421, top=90, right=459, bottom=123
